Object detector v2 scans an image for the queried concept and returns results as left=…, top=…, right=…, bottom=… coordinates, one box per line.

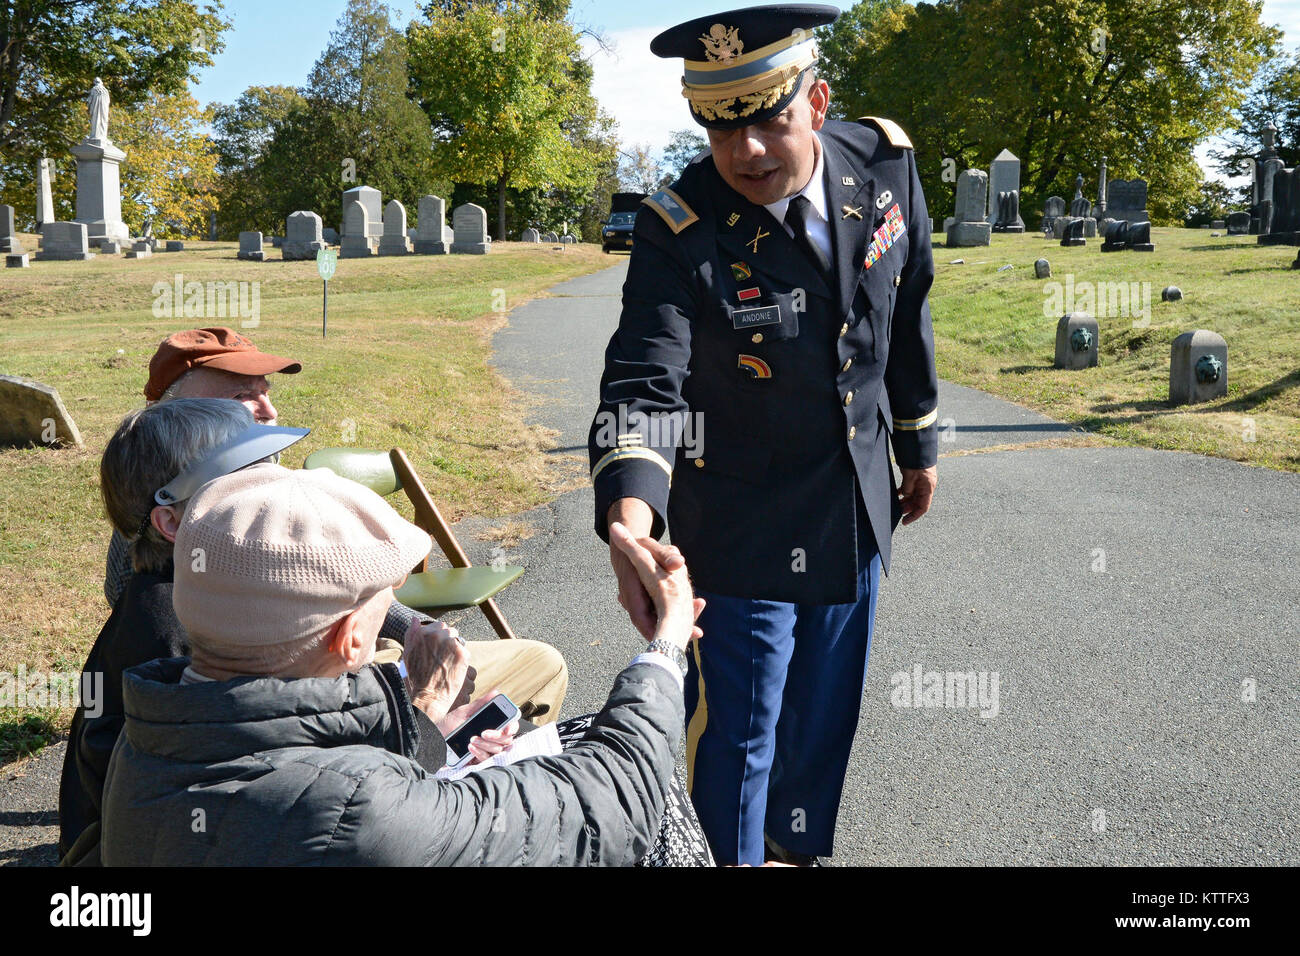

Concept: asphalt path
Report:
left=2, top=258, right=1295, bottom=867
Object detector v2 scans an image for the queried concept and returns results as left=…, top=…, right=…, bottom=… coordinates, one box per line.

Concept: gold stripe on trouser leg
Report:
left=685, top=641, right=708, bottom=794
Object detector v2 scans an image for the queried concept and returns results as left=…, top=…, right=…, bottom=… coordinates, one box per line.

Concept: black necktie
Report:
left=784, top=194, right=832, bottom=279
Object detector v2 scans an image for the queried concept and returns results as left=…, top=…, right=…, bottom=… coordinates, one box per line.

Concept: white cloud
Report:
left=582, top=26, right=694, bottom=153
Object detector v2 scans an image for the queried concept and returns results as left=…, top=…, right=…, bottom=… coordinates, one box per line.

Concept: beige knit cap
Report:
left=173, top=461, right=431, bottom=648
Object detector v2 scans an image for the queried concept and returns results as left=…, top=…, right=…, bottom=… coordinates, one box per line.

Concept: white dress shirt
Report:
left=763, top=132, right=832, bottom=265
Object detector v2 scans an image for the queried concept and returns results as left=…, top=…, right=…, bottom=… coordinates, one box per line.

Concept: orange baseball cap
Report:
left=145, top=327, right=302, bottom=401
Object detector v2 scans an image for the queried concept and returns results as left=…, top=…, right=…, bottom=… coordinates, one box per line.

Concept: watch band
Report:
left=645, top=638, right=689, bottom=677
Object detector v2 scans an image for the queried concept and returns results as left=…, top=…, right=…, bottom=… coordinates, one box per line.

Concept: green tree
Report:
left=661, top=128, right=708, bottom=182
left=407, top=0, right=607, bottom=239
left=1182, top=179, right=1234, bottom=227
left=0, top=0, right=228, bottom=223
left=210, top=86, right=306, bottom=236
left=252, top=0, right=436, bottom=232
left=1211, top=51, right=1300, bottom=205
left=115, top=89, right=219, bottom=238
left=818, top=0, right=1279, bottom=224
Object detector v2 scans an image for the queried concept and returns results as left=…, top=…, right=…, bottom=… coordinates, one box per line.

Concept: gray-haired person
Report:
left=60, top=399, right=309, bottom=865
left=102, top=463, right=704, bottom=865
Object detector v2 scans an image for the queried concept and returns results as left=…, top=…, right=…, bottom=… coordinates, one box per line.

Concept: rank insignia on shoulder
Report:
left=864, top=203, right=906, bottom=270
left=730, top=261, right=752, bottom=281
left=857, top=116, right=914, bottom=150
left=737, top=354, right=772, bottom=378
left=642, top=188, right=699, bottom=234
left=737, top=287, right=760, bottom=301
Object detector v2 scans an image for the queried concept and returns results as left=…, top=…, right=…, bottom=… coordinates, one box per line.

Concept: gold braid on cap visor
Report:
left=681, top=35, right=818, bottom=123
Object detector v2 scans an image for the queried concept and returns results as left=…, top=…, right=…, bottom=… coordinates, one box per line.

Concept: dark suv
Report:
left=601, top=192, right=645, bottom=254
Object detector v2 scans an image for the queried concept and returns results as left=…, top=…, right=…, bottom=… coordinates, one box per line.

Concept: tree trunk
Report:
left=497, top=173, right=508, bottom=241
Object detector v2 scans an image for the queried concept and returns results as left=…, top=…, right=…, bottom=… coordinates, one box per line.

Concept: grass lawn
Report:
left=0, top=239, right=613, bottom=760
left=926, top=227, right=1300, bottom=471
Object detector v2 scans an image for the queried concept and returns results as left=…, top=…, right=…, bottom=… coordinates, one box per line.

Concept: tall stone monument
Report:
left=947, top=169, right=991, bottom=247
left=1106, top=178, right=1149, bottom=224
left=986, top=149, right=1025, bottom=231
left=71, top=79, right=129, bottom=242
left=0, top=205, right=20, bottom=254
left=36, top=158, right=55, bottom=229
left=1252, top=125, right=1283, bottom=235
left=1259, top=165, right=1300, bottom=246
left=340, top=202, right=376, bottom=258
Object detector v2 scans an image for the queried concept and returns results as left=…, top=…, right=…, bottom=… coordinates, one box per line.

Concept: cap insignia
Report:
left=699, top=24, right=744, bottom=62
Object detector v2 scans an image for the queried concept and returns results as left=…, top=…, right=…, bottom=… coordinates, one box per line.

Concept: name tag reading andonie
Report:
left=731, top=304, right=781, bottom=330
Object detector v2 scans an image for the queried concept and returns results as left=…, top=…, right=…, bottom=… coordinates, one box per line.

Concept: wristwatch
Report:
left=645, top=638, right=689, bottom=678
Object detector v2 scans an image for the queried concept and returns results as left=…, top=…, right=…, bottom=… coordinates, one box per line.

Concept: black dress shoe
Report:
left=763, top=836, right=824, bottom=867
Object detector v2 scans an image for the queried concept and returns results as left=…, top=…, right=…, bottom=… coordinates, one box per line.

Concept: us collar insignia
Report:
left=730, top=261, right=751, bottom=281
left=841, top=205, right=863, bottom=221
left=863, top=203, right=906, bottom=270
left=699, top=23, right=744, bottom=61
left=737, top=354, right=772, bottom=378
left=748, top=226, right=770, bottom=254
left=726, top=212, right=741, bottom=228
left=842, top=176, right=856, bottom=187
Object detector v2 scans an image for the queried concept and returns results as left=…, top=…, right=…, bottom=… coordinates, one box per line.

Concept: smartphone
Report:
left=444, top=693, right=520, bottom=768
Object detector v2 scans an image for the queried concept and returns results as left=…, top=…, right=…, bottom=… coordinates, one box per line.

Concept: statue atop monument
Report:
left=87, top=78, right=110, bottom=143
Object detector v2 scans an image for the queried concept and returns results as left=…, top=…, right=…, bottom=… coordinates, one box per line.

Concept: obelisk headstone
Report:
left=36, top=158, right=55, bottom=229
left=986, top=149, right=1025, bottom=232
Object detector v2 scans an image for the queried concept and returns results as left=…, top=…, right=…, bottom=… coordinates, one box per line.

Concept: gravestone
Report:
left=0, top=375, right=83, bottom=447
left=992, top=190, right=1023, bottom=233
left=6, top=253, right=29, bottom=267
left=1170, top=330, right=1227, bottom=405
left=1097, top=155, right=1108, bottom=220
left=1259, top=166, right=1300, bottom=245
left=340, top=201, right=377, bottom=258
left=521, top=228, right=540, bottom=243
left=1041, top=196, right=1066, bottom=233
left=1210, top=219, right=1225, bottom=230
left=341, top=186, right=382, bottom=238
left=1128, top=221, right=1154, bottom=252
left=947, top=169, right=991, bottom=247
left=35, top=222, right=94, bottom=260
left=322, top=227, right=339, bottom=244
left=542, top=231, right=559, bottom=243
left=98, top=239, right=121, bottom=254
left=1054, top=313, right=1099, bottom=370
left=36, top=158, right=55, bottom=228
left=1227, top=212, right=1251, bottom=234
left=209, top=211, right=218, bottom=241
left=378, top=200, right=413, bottom=256
left=282, top=211, right=326, bottom=260
left=1101, top=220, right=1129, bottom=252
left=1069, top=174, right=1091, bottom=217
left=413, top=195, right=449, bottom=254
left=1251, top=125, right=1283, bottom=234
left=71, top=79, right=130, bottom=242
left=1106, top=179, right=1149, bottom=223
left=271, top=236, right=283, bottom=248
left=451, top=203, right=491, bottom=254
left=986, top=150, right=1025, bottom=231
left=562, top=235, right=576, bottom=244
left=238, top=231, right=266, bottom=262
left=0, top=205, right=20, bottom=253
left=1034, top=258, right=1051, bottom=279
left=125, top=239, right=152, bottom=258
left=1060, top=218, right=1086, bottom=247
left=165, top=240, right=183, bottom=252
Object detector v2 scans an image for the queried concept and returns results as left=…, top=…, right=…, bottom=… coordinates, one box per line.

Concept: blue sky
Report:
left=192, top=0, right=1300, bottom=178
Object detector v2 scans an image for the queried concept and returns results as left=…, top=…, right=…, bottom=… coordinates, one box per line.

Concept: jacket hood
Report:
left=120, top=657, right=406, bottom=764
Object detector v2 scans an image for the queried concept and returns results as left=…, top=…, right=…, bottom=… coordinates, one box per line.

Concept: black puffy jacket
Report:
left=101, top=656, right=683, bottom=866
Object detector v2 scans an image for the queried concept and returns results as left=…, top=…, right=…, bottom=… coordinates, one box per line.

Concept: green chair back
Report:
left=302, top=448, right=402, bottom=497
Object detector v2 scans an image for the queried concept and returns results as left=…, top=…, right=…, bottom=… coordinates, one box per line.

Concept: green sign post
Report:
left=316, top=248, right=337, bottom=338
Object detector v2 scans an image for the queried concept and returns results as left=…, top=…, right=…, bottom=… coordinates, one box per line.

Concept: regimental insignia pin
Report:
left=748, top=226, right=770, bottom=254
left=841, top=204, right=863, bottom=221
left=737, top=287, right=760, bottom=301
left=737, top=354, right=772, bottom=379
left=842, top=176, right=856, bottom=187
left=726, top=212, right=741, bottom=228
left=730, top=261, right=752, bottom=281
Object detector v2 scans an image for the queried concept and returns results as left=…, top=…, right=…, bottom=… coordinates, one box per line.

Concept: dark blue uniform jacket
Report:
left=589, top=117, right=939, bottom=605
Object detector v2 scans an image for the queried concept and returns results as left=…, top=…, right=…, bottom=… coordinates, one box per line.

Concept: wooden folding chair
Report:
left=302, top=447, right=523, bottom=639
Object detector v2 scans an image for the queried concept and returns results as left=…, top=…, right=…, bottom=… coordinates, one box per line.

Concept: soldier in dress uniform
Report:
left=587, top=3, right=940, bottom=866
